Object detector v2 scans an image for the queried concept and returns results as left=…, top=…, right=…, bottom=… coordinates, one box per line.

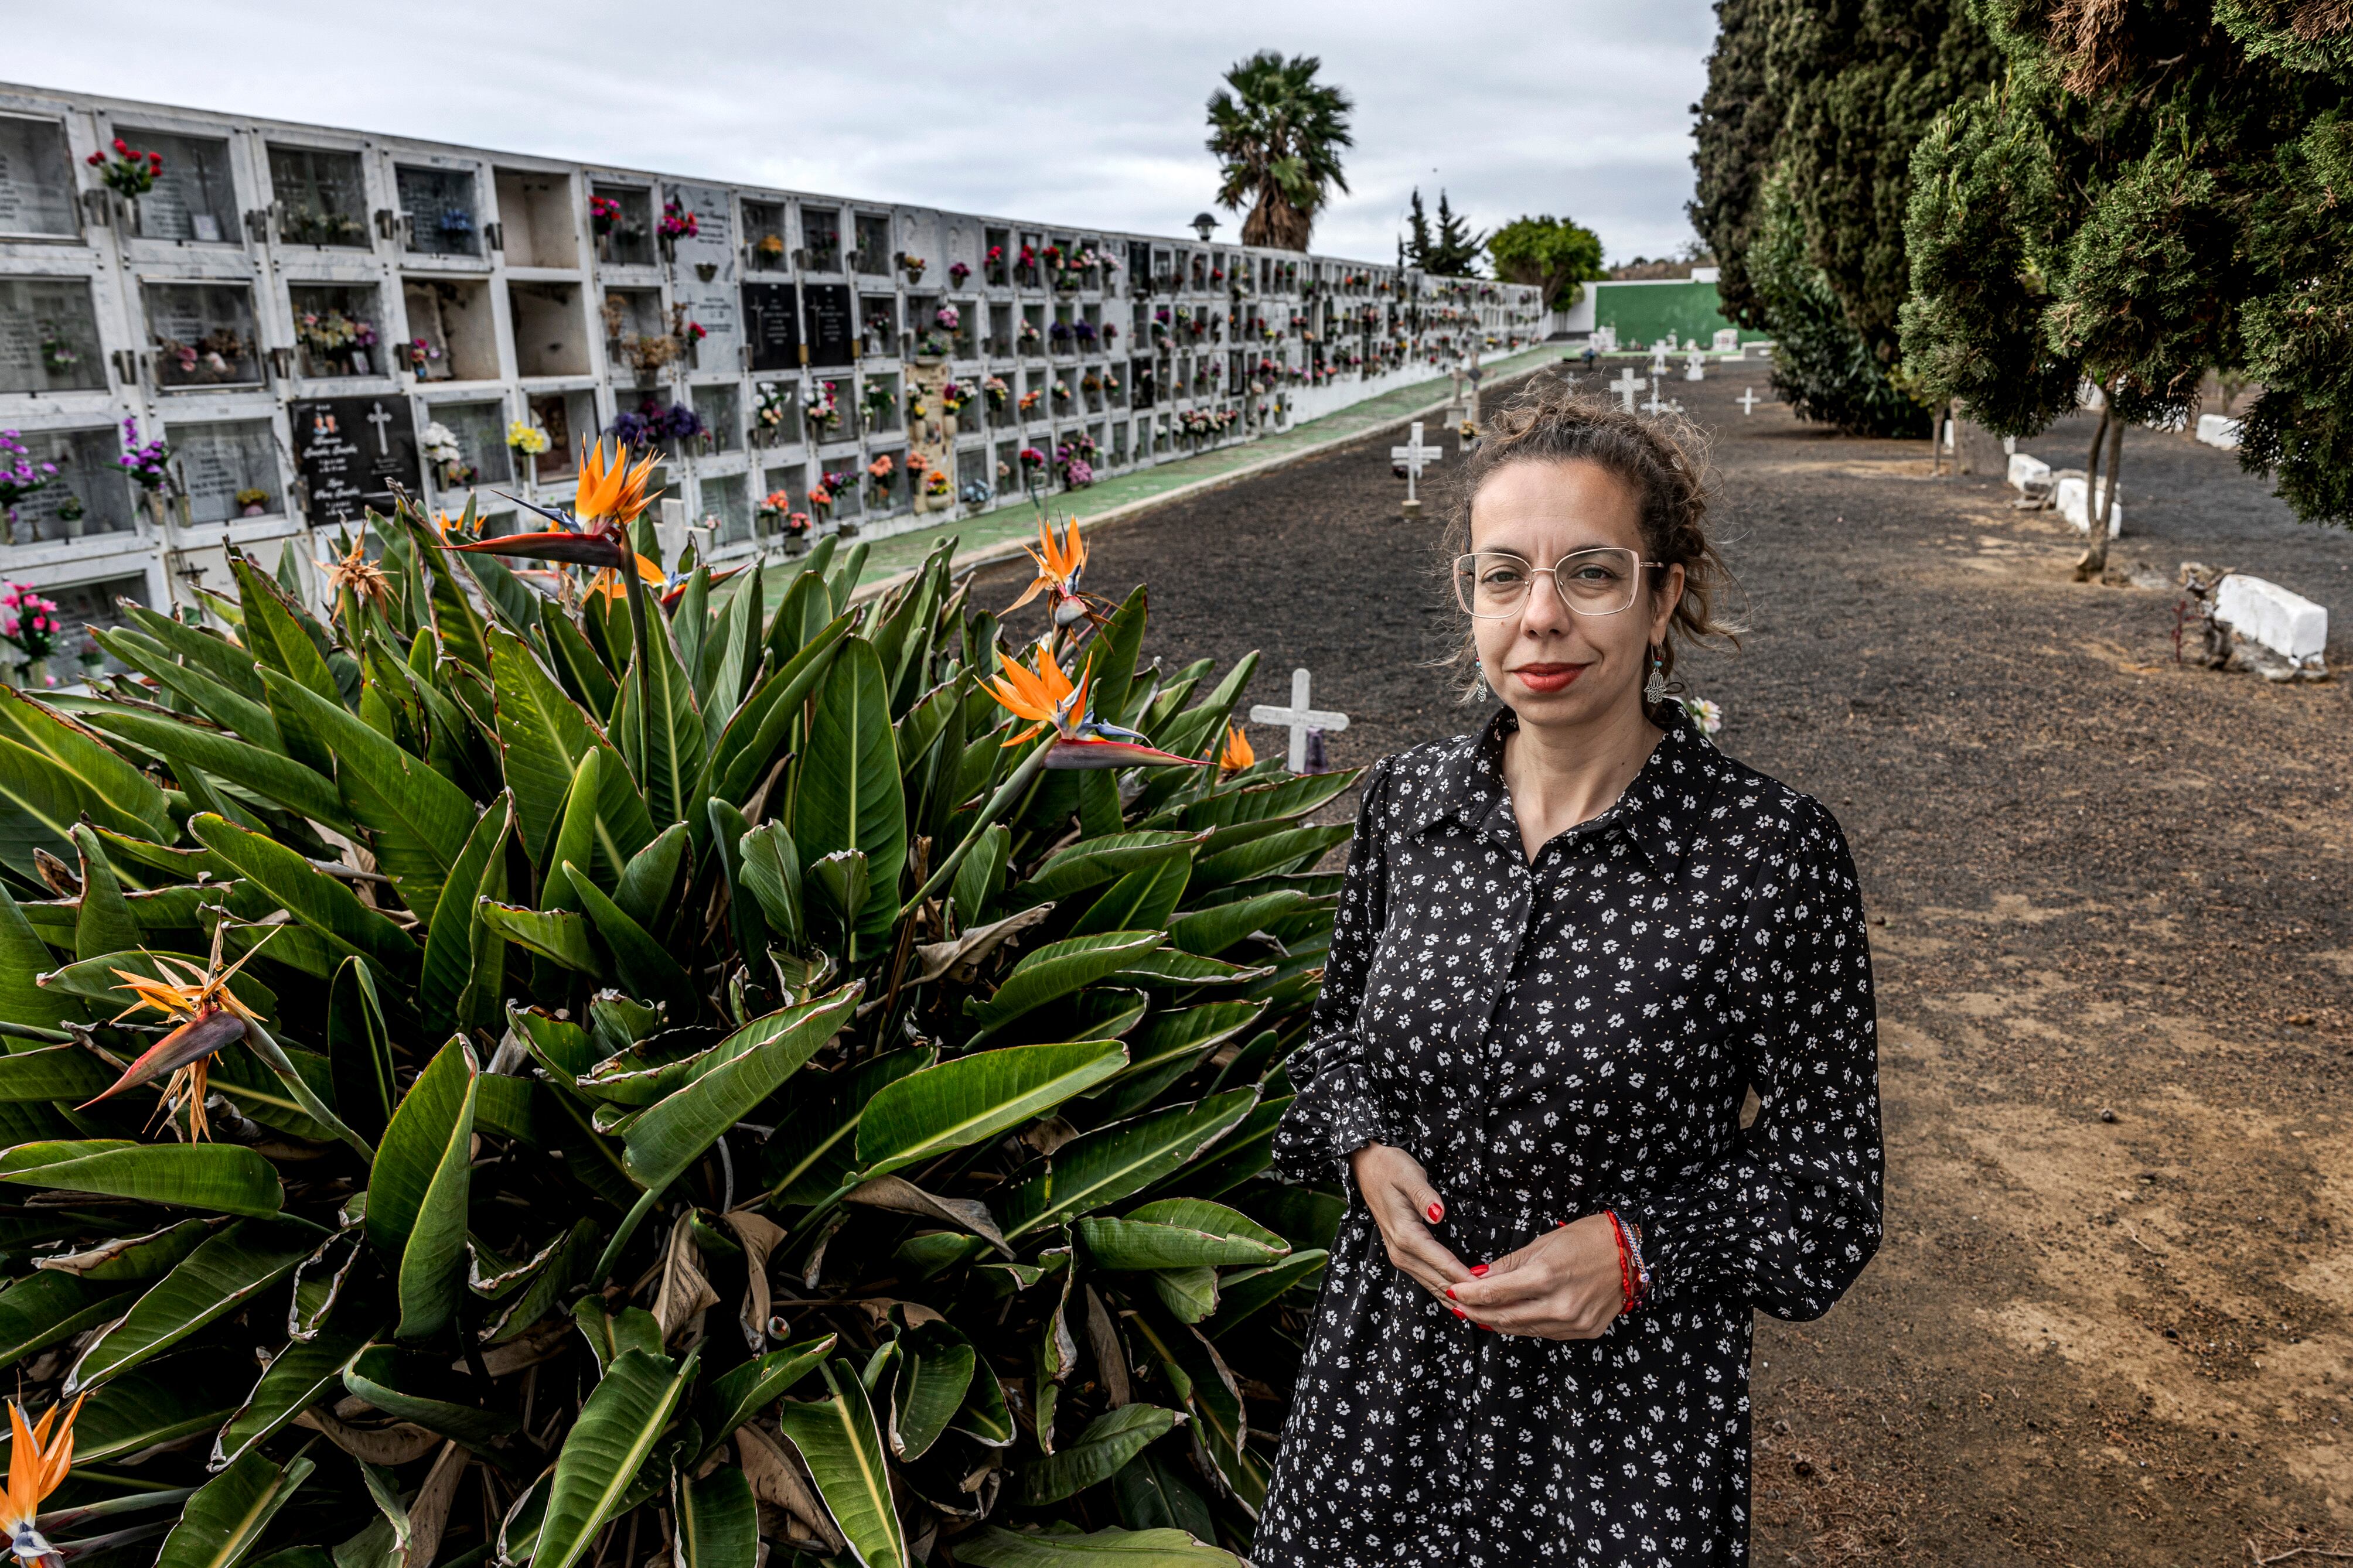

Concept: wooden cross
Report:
left=1609, top=367, right=1643, bottom=411
left=1739, top=388, right=1761, bottom=415
left=364, top=402, right=395, bottom=456
left=1249, top=667, right=1350, bottom=774
left=1390, top=421, right=1441, bottom=505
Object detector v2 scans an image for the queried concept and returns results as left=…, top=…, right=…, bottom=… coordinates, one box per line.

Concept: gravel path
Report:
left=976, top=363, right=2353, bottom=1566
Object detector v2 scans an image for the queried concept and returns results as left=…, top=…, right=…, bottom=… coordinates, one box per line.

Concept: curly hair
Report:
left=1440, top=375, right=1740, bottom=697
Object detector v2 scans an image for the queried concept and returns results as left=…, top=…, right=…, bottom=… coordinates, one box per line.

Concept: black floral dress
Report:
left=1261, top=706, right=1883, bottom=1568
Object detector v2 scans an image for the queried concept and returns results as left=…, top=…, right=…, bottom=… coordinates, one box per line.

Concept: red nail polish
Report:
left=1427, top=1202, right=1444, bottom=1222
left=1470, top=1263, right=1490, bottom=1277
left=1445, top=1286, right=1456, bottom=1299
left=1451, top=1307, right=1466, bottom=1319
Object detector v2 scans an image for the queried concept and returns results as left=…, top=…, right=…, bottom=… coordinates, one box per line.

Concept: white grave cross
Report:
left=1609, top=367, right=1643, bottom=412
left=1684, top=347, right=1706, bottom=382
left=1650, top=342, right=1669, bottom=377
left=1250, top=667, right=1351, bottom=774
left=1738, top=388, right=1761, bottom=416
left=365, top=402, right=395, bottom=455
left=1391, top=421, right=1442, bottom=504
left=1643, top=377, right=1670, bottom=416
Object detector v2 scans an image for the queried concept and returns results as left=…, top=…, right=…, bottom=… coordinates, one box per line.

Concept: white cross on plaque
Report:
left=1609, top=367, right=1643, bottom=412
left=1249, top=667, right=1350, bottom=775
left=1739, top=388, right=1761, bottom=416
left=364, top=402, right=394, bottom=455
left=1390, top=421, right=1442, bottom=503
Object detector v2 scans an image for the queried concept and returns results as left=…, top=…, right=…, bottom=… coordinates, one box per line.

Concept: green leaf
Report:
left=1001, top=1091, right=1257, bottom=1237
left=187, top=814, right=417, bottom=976
left=622, top=982, right=861, bottom=1191
left=0, top=1140, right=284, bottom=1217
left=1189, top=823, right=1353, bottom=892
left=213, top=1316, right=377, bottom=1466
left=1019, top=1404, right=1182, bottom=1505
left=736, top=822, right=804, bottom=950
left=966, top=931, right=1164, bottom=1038
left=955, top=1526, right=1241, bottom=1567
left=707, top=610, right=854, bottom=807
left=152, top=1450, right=314, bottom=1568
left=565, top=862, right=697, bottom=1016
left=695, top=1334, right=837, bottom=1449
left=792, top=638, right=905, bottom=939
left=0, top=736, right=107, bottom=880
left=487, top=627, right=656, bottom=871
left=80, top=709, right=347, bottom=829
left=476, top=901, right=598, bottom=971
left=854, top=1040, right=1128, bottom=1178
left=342, top=1344, right=522, bottom=1449
left=1209, top=1249, right=1327, bottom=1338
left=260, top=670, right=476, bottom=918
left=1074, top=1200, right=1289, bottom=1270
left=1126, top=1310, right=1261, bottom=1512
left=73, top=1361, right=248, bottom=1461
left=366, top=1037, right=478, bottom=1338
left=950, top=824, right=1010, bottom=929
left=534, top=1347, right=695, bottom=1568
left=0, top=1271, right=139, bottom=1368
left=1110, top=950, right=1268, bottom=989
left=66, top=1215, right=323, bottom=1391
left=0, top=688, right=170, bottom=839
left=774, top=1357, right=907, bottom=1568
left=1147, top=1267, right=1218, bottom=1324
left=756, top=1047, right=935, bottom=1205
left=1112, top=1450, right=1217, bottom=1542
left=613, top=594, right=706, bottom=828
left=1014, top=832, right=1205, bottom=908
left=418, top=796, right=511, bottom=1034
left=888, top=1320, right=974, bottom=1462
left=1069, top=857, right=1193, bottom=939
left=615, top=821, right=687, bottom=931
left=674, top=1468, right=757, bottom=1568
left=0, top=1040, right=117, bottom=1102
left=69, top=825, right=141, bottom=962
left=572, top=1297, right=666, bottom=1375
left=0, top=882, right=77, bottom=1031
left=1167, top=890, right=1313, bottom=957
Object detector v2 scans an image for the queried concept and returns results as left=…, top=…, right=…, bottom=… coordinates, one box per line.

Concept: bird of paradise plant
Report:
left=1216, top=723, right=1256, bottom=774
left=313, top=517, right=393, bottom=623
left=983, top=634, right=1202, bottom=770
left=4, top=1393, right=86, bottom=1567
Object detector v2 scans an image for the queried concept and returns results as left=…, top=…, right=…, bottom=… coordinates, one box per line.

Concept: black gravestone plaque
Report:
left=803, top=283, right=855, bottom=368
left=293, top=395, right=420, bottom=526
left=744, top=281, right=802, bottom=371
left=1130, top=357, right=1155, bottom=410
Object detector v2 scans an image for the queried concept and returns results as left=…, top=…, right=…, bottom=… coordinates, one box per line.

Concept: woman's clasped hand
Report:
left=1350, top=1142, right=1627, bottom=1340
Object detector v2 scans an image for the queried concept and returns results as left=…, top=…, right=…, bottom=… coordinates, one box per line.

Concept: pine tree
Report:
left=1426, top=191, right=1485, bottom=277
left=1400, top=187, right=1433, bottom=270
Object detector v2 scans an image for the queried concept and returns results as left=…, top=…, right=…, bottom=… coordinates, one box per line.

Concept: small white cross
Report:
left=1249, top=667, right=1350, bottom=774
left=1609, top=367, right=1642, bottom=412
left=1643, top=377, right=1669, bottom=416
left=365, top=402, right=395, bottom=455
left=1390, top=421, right=1442, bottom=503
left=1739, top=388, right=1760, bottom=416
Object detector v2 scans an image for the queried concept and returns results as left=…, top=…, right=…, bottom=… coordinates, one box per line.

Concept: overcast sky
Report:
left=12, top=0, right=1717, bottom=267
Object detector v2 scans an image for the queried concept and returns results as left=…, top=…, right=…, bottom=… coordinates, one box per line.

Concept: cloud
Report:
left=11, top=0, right=1714, bottom=265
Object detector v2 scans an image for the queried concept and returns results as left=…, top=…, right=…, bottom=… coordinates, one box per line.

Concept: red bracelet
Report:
left=1603, top=1208, right=1647, bottom=1315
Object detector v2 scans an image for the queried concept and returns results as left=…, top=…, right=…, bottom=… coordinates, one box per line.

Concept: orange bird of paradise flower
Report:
left=1216, top=725, right=1256, bottom=774
left=443, top=439, right=666, bottom=581
left=81, top=923, right=275, bottom=1143
left=1004, top=517, right=1104, bottom=630
left=4, top=1393, right=87, bottom=1567
left=982, top=635, right=1203, bottom=770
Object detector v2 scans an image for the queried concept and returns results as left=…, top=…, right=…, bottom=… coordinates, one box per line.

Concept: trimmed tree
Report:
left=1901, top=2, right=2353, bottom=576
left=1486, top=216, right=1607, bottom=313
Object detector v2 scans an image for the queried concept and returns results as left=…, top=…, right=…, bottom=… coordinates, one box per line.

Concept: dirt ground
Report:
left=973, top=363, right=2353, bottom=1567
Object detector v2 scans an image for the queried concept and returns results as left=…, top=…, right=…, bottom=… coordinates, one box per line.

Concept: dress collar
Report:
left=1406, top=702, right=1710, bottom=875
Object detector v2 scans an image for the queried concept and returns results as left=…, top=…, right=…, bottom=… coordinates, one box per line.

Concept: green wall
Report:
left=1591, top=279, right=1760, bottom=349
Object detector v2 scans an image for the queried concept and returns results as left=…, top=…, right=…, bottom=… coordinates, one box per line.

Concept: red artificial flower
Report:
left=111, top=138, right=127, bottom=155
left=85, top=151, right=101, bottom=166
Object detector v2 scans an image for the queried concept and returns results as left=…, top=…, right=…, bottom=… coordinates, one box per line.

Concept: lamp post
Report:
left=1190, top=212, right=1218, bottom=242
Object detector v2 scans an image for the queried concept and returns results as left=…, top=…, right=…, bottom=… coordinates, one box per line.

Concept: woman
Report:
left=1260, top=387, right=1883, bottom=1567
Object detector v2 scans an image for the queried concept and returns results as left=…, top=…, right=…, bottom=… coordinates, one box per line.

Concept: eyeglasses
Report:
left=1451, top=548, right=1662, bottom=619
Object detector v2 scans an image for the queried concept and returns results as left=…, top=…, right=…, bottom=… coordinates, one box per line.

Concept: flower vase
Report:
left=12, top=660, right=47, bottom=691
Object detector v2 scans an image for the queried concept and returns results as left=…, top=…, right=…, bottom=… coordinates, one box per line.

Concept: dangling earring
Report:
left=1473, top=667, right=1492, bottom=703
left=1644, top=647, right=1667, bottom=705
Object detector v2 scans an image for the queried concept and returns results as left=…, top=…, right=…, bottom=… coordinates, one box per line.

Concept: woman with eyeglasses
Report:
left=1256, top=384, right=1883, bottom=1568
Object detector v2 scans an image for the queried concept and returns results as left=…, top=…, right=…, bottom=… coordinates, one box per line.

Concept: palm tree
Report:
left=1206, top=51, right=1355, bottom=251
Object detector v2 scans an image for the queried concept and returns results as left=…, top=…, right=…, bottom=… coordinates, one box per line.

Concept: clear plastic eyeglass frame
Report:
left=1451, top=548, right=1665, bottom=619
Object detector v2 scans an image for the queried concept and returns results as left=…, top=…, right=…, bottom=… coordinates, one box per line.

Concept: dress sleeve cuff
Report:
left=1270, top=1054, right=1390, bottom=1185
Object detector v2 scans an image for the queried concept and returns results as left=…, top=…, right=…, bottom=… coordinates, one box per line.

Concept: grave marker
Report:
left=1609, top=367, right=1643, bottom=412
left=1249, top=667, right=1350, bottom=774
left=1738, top=388, right=1760, bottom=416
left=1391, top=421, right=1441, bottom=518
left=1684, top=347, right=1706, bottom=382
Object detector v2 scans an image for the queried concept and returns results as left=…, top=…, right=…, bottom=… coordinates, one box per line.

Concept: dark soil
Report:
left=974, top=364, right=2353, bottom=1567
